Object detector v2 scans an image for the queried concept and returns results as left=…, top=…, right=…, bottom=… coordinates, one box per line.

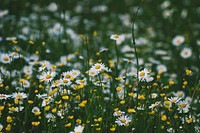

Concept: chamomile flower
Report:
left=23, top=66, right=33, bottom=76
left=21, top=79, right=30, bottom=88
left=32, top=107, right=41, bottom=114
left=69, top=125, right=84, bottom=133
left=70, top=69, right=81, bottom=78
left=113, top=110, right=125, bottom=117
left=173, top=91, right=185, bottom=99
left=12, top=92, right=27, bottom=100
left=156, top=64, right=167, bottom=73
left=137, top=68, right=154, bottom=82
left=180, top=47, right=192, bottom=58
left=0, top=53, right=11, bottom=64
left=59, top=78, right=72, bottom=86
left=177, top=100, right=190, bottom=113
left=172, top=35, right=185, bottom=46
left=91, top=63, right=106, bottom=73
left=39, top=71, right=56, bottom=82
left=115, top=115, right=132, bottom=126
left=149, top=101, right=161, bottom=109
left=0, top=94, right=11, bottom=100
left=168, top=97, right=181, bottom=103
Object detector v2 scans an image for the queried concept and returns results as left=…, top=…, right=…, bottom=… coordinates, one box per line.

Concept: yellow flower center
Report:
left=171, top=99, right=177, bottom=103
left=177, top=93, right=182, bottom=97
left=114, top=35, right=119, bottom=38
left=46, top=74, right=51, bottom=79
left=3, top=57, right=9, bottom=61
left=16, top=94, right=22, bottom=99
left=65, top=74, right=71, bottom=79
left=95, top=65, right=101, bottom=69
left=63, top=79, right=68, bottom=83
left=120, top=119, right=126, bottom=123
left=139, top=72, right=145, bottom=77
left=184, top=51, right=188, bottom=55
left=180, top=103, right=186, bottom=108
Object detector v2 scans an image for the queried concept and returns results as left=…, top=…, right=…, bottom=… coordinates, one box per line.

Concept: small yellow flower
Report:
left=6, top=116, right=13, bottom=123
left=0, top=106, right=5, bottom=111
left=185, top=69, right=192, bottom=75
left=127, top=108, right=136, bottom=113
left=110, top=127, right=116, bottom=132
left=5, top=124, right=11, bottom=131
left=64, top=123, right=72, bottom=127
left=96, top=127, right=101, bottom=131
left=51, top=108, right=57, bottom=113
left=97, top=117, right=103, bottom=122
left=169, top=80, right=175, bottom=85
left=161, top=115, right=167, bottom=121
left=76, top=119, right=82, bottom=124
left=29, top=40, right=34, bottom=45
left=32, top=121, right=40, bottom=126
left=62, top=95, right=69, bottom=100
left=120, top=100, right=125, bottom=104
left=45, top=105, right=50, bottom=111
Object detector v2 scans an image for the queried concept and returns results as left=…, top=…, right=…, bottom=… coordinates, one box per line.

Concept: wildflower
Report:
left=110, top=34, right=120, bottom=41
left=185, top=69, right=192, bottom=75
left=39, top=71, right=56, bottom=82
left=32, top=121, right=40, bottom=126
left=115, top=115, right=132, bottom=126
left=6, top=116, right=13, bottom=123
left=0, top=94, right=11, bottom=100
left=12, top=92, right=27, bottom=100
left=172, top=35, right=185, bottom=46
left=137, top=68, right=154, bottom=82
left=113, top=110, right=125, bottom=116
left=0, top=53, right=11, bottom=64
left=173, top=91, right=185, bottom=99
left=156, top=64, right=167, bottom=73
left=23, top=66, right=33, bottom=76
left=177, top=100, right=190, bottom=113
left=69, top=125, right=84, bottom=133
left=180, top=47, right=192, bottom=58
left=161, top=115, right=167, bottom=121
left=59, top=78, right=72, bottom=86
left=127, top=108, right=136, bottom=113
left=32, top=107, right=41, bottom=115
left=168, top=97, right=181, bottom=103
left=149, top=101, right=161, bottom=109
left=164, top=101, right=172, bottom=109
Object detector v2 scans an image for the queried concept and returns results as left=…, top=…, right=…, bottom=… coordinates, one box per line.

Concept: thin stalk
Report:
left=131, top=0, right=143, bottom=83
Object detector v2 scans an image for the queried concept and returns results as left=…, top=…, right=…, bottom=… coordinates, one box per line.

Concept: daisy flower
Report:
left=39, top=71, right=56, bottom=82
left=0, top=94, right=11, bottom=100
left=69, top=125, right=84, bottom=133
left=149, top=101, right=161, bottom=109
left=137, top=68, right=153, bottom=82
left=0, top=53, right=11, bottom=64
left=177, top=100, right=190, bottom=113
left=59, top=78, right=72, bottom=86
left=180, top=47, right=192, bottom=58
left=32, top=107, right=41, bottom=115
left=113, top=110, right=125, bottom=117
left=168, top=97, right=181, bottom=103
left=172, top=35, right=185, bottom=46
left=23, top=66, right=33, bottom=76
left=70, top=69, right=81, bottom=78
left=12, top=92, right=28, bottom=100
left=115, top=115, right=132, bottom=126
left=173, top=91, right=185, bottom=99
left=156, top=64, right=167, bottom=73
left=62, top=71, right=72, bottom=79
